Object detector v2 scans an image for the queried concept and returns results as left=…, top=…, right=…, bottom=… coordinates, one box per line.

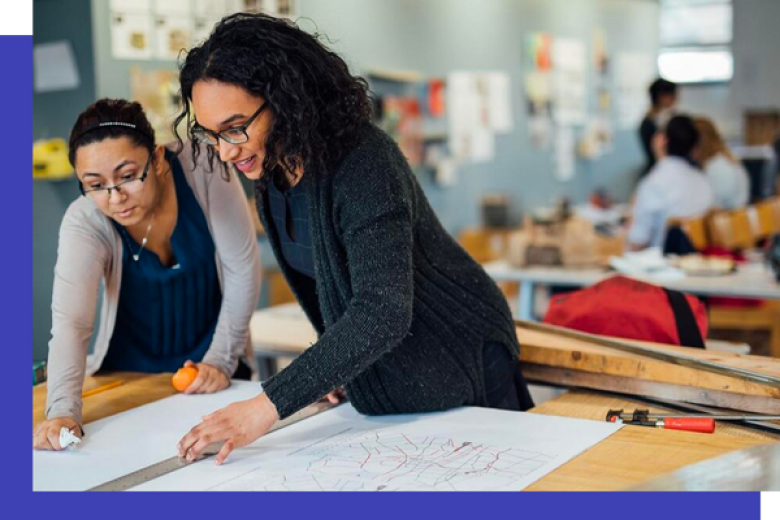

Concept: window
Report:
left=658, top=0, right=733, bottom=84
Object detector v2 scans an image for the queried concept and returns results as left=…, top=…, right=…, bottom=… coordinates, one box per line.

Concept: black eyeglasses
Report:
left=79, top=154, right=152, bottom=198
left=191, top=102, right=268, bottom=146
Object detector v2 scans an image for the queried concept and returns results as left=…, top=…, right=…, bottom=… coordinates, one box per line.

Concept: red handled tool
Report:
left=606, top=409, right=780, bottom=434
left=607, top=409, right=716, bottom=433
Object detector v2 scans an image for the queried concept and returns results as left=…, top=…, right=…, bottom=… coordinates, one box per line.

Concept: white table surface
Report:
left=484, top=260, right=780, bottom=321
left=484, top=260, right=780, bottom=300
left=251, top=302, right=317, bottom=357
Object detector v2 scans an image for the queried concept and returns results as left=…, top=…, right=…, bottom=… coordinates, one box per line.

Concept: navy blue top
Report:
left=268, top=176, right=315, bottom=278
left=102, top=150, right=223, bottom=373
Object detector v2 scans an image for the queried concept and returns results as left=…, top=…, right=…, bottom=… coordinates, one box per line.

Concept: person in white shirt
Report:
left=694, top=117, right=750, bottom=210
left=628, top=115, right=714, bottom=250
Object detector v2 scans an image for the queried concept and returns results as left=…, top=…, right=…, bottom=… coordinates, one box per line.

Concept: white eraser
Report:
left=59, top=427, right=82, bottom=449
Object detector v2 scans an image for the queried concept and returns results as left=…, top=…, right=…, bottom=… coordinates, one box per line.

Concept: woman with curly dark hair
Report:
left=176, top=13, right=532, bottom=465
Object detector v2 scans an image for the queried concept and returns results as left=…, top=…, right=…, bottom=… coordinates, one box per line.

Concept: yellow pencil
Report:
left=82, top=380, right=123, bottom=398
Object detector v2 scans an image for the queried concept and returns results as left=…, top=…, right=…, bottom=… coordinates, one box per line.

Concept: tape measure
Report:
left=89, top=401, right=335, bottom=491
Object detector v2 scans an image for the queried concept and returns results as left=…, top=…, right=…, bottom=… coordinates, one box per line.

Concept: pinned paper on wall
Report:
left=436, top=157, right=459, bottom=187
left=578, top=29, right=615, bottom=160
left=110, top=12, right=153, bottom=60
left=526, top=32, right=553, bottom=72
left=271, top=0, right=299, bottom=18
left=425, top=145, right=458, bottom=187
left=155, top=0, right=191, bottom=15
left=110, top=0, right=151, bottom=13
left=524, top=33, right=553, bottom=149
left=447, top=71, right=511, bottom=163
left=554, top=125, right=576, bottom=181
left=193, top=0, right=229, bottom=16
left=34, top=41, right=80, bottom=93
left=615, top=51, right=655, bottom=129
left=552, top=38, right=587, bottom=125
left=579, top=117, right=614, bottom=159
left=593, top=28, right=608, bottom=74
left=154, top=15, right=191, bottom=60
left=241, top=0, right=298, bottom=17
left=193, top=0, right=235, bottom=43
left=195, top=0, right=243, bottom=16
left=470, top=127, right=496, bottom=162
left=483, top=72, right=514, bottom=133
left=110, top=0, right=243, bottom=61
left=525, top=71, right=553, bottom=149
left=448, top=72, right=480, bottom=162
left=193, top=14, right=221, bottom=45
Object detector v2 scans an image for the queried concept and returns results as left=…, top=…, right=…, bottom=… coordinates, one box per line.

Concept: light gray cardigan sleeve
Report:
left=46, top=207, right=112, bottom=425
left=198, top=164, right=262, bottom=376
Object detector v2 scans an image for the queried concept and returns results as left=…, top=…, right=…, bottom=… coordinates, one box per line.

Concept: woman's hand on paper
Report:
left=33, top=417, right=82, bottom=451
left=183, top=360, right=230, bottom=394
left=323, top=387, right=346, bottom=404
left=177, top=392, right=279, bottom=465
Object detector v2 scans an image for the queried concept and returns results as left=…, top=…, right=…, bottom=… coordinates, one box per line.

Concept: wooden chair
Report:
left=704, top=200, right=780, bottom=357
left=752, top=197, right=780, bottom=240
left=458, top=227, right=518, bottom=304
left=708, top=303, right=780, bottom=358
left=457, top=228, right=510, bottom=264
left=707, top=209, right=755, bottom=250
left=667, top=215, right=709, bottom=251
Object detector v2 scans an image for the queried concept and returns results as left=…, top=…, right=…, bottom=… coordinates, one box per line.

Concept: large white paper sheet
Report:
left=33, top=381, right=264, bottom=491
left=35, top=382, right=621, bottom=491
left=136, top=405, right=620, bottom=492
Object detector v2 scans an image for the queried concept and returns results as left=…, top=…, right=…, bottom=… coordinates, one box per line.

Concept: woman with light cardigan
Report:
left=34, top=99, right=261, bottom=451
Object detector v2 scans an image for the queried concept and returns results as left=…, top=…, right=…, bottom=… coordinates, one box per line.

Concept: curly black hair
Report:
left=174, top=12, right=373, bottom=189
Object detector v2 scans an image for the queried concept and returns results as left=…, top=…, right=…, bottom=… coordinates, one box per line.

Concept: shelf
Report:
left=365, top=68, right=425, bottom=83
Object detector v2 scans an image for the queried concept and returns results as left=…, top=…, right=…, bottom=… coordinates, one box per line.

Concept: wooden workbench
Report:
left=33, top=372, right=178, bottom=428
left=32, top=373, right=778, bottom=491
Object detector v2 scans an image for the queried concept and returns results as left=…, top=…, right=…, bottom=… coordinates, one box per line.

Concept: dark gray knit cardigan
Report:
left=257, top=125, right=520, bottom=420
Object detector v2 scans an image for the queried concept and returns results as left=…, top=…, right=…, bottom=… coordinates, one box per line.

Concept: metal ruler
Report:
left=631, top=393, right=780, bottom=435
left=89, top=401, right=336, bottom=491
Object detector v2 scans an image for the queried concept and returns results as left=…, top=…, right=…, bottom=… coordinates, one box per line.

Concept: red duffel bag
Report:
left=543, top=276, right=708, bottom=348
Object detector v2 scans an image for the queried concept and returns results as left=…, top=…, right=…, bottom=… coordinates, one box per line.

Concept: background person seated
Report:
left=694, top=117, right=750, bottom=210
left=628, top=115, right=714, bottom=251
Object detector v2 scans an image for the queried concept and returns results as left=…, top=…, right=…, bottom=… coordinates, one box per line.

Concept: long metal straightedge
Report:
left=88, top=401, right=335, bottom=491
left=515, top=319, right=780, bottom=389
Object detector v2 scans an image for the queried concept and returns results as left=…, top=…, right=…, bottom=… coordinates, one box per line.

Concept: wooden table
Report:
left=32, top=374, right=778, bottom=490
left=484, top=259, right=780, bottom=321
left=33, top=372, right=178, bottom=428
left=527, top=390, right=777, bottom=491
